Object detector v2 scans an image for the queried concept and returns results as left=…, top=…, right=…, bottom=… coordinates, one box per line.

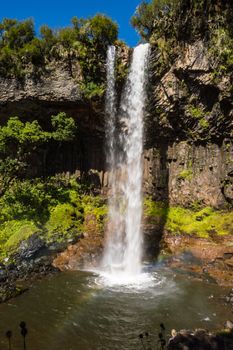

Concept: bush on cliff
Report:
left=131, top=0, right=233, bottom=79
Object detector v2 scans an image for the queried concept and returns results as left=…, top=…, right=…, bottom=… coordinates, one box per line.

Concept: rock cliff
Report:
left=0, top=39, right=232, bottom=208
left=144, top=40, right=233, bottom=208
left=0, top=59, right=106, bottom=177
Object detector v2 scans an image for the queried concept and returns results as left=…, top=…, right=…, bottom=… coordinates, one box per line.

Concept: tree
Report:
left=131, top=0, right=177, bottom=41
left=40, top=25, right=56, bottom=55
left=86, top=14, right=118, bottom=48
left=1, top=18, right=35, bottom=50
left=57, top=27, right=78, bottom=76
left=51, top=112, right=77, bottom=142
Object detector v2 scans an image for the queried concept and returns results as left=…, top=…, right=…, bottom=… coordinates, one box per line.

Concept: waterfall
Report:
left=105, top=46, right=117, bottom=171
left=103, top=44, right=150, bottom=281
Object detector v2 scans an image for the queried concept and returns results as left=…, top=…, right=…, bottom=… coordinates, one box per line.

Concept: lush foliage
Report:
left=0, top=15, right=118, bottom=98
left=131, top=0, right=233, bottom=42
left=0, top=113, right=76, bottom=195
left=131, top=0, right=178, bottom=41
left=131, top=0, right=233, bottom=78
left=0, top=175, right=107, bottom=258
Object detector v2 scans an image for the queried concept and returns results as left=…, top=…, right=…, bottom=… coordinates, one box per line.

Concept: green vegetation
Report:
left=0, top=15, right=118, bottom=98
left=131, top=0, right=178, bottom=42
left=131, top=0, right=233, bottom=81
left=0, top=111, right=106, bottom=261
left=178, top=169, right=193, bottom=181
left=0, top=113, right=76, bottom=195
left=0, top=175, right=107, bottom=259
left=3, top=220, right=40, bottom=253
left=186, top=104, right=210, bottom=137
left=209, top=27, right=233, bottom=74
left=131, top=0, right=233, bottom=43
left=144, top=197, right=167, bottom=219
left=186, top=105, right=204, bottom=119
left=144, top=198, right=233, bottom=238
left=199, top=118, right=209, bottom=130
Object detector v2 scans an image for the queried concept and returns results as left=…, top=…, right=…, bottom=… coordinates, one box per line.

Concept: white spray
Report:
left=103, top=44, right=150, bottom=282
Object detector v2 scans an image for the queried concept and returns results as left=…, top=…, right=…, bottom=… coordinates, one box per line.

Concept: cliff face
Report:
left=144, top=40, right=233, bottom=208
left=144, top=141, right=232, bottom=207
left=0, top=41, right=232, bottom=208
left=0, top=59, right=106, bottom=177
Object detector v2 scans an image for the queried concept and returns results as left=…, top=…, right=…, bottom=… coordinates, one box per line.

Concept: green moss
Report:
left=0, top=175, right=108, bottom=259
left=45, top=203, right=82, bottom=240
left=0, top=220, right=40, bottom=257
left=199, top=118, right=209, bottom=130
left=178, top=169, right=193, bottom=181
left=187, top=105, right=205, bottom=119
left=144, top=198, right=233, bottom=238
left=144, top=198, right=167, bottom=219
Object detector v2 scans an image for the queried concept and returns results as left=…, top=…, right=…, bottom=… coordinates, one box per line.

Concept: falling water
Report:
left=105, top=46, right=117, bottom=171
left=103, top=44, right=150, bottom=282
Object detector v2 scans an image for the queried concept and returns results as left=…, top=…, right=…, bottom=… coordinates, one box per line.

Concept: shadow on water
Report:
left=4, top=321, right=28, bottom=350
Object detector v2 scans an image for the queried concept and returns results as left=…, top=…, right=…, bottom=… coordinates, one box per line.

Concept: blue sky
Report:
left=0, top=0, right=142, bottom=47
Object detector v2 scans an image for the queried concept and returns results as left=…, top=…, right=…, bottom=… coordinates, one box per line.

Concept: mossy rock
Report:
left=144, top=198, right=233, bottom=238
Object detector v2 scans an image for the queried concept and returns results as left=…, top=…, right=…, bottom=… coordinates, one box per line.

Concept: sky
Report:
left=0, top=0, right=142, bottom=47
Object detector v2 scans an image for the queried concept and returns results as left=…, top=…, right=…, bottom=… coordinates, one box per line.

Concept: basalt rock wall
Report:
left=143, top=40, right=233, bottom=208
left=0, top=59, right=106, bottom=178
left=143, top=140, right=233, bottom=207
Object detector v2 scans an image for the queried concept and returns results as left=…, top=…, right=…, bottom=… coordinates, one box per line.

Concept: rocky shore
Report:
left=167, top=328, right=233, bottom=350
left=163, top=233, right=233, bottom=287
left=0, top=234, right=64, bottom=303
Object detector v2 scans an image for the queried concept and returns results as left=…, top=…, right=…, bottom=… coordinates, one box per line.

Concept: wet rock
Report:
left=167, top=329, right=225, bottom=350
left=163, top=234, right=233, bottom=287
left=225, top=321, right=233, bottom=331
left=226, top=289, right=233, bottom=307
left=52, top=211, right=105, bottom=270
left=143, top=141, right=233, bottom=207
left=17, top=234, right=45, bottom=260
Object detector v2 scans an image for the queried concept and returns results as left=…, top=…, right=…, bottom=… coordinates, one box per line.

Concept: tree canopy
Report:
left=131, top=0, right=177, bottom=41
left=131, top=0, right=233, bottom=42
left=0, top=15, right=118, bottom=98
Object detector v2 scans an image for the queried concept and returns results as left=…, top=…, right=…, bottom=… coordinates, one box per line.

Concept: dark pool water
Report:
left=0, top=267, right=231, bottom=350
